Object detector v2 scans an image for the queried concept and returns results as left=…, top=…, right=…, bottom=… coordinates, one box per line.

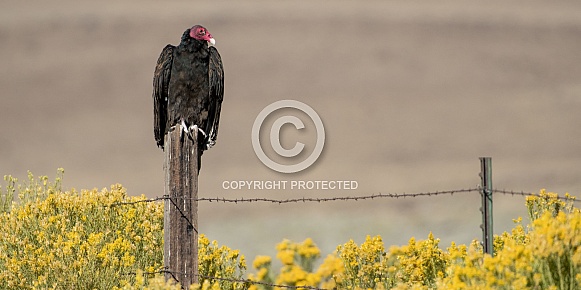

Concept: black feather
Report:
left=153, top=45, right=174, bottom=149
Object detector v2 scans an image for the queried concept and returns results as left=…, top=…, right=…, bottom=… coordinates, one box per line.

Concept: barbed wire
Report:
left=492, top=189, right=580, bottom=202
left=107, top=196, right=166, bottom=207
left=106, top=188, right=579, bottom=207
left=107, top=195, right=197, bottom=233
left=195, top=273, right=325, bottom=290
left=197, top=188, right=478, bottom=203
left=131, top=269, right=327, bottom=290
left=108, top=188, right=479, bottom=207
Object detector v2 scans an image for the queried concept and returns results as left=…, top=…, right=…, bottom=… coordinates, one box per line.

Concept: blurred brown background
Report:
left=2, top=0, right=581, bottom=260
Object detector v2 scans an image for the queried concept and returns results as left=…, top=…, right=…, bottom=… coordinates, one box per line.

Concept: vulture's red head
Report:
left=189, top=25, right=215, bottom=46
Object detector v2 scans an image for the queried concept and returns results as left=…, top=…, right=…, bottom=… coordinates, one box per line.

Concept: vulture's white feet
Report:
left=194, top=126, right=207, bottom=138
left=192, top=127, right=213, bottom=149
left=206, top=140, right=216, bottom=150
left=180, top=120, right=189, bottom=133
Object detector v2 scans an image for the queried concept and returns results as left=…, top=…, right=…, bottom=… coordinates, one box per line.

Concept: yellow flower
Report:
left=278, top=251, right=295, bottom=266
left=252, top=255, right=272, bottom=269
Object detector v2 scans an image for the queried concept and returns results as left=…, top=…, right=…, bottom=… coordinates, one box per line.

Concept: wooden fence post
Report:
left=164, top=126, right=199, bottom=289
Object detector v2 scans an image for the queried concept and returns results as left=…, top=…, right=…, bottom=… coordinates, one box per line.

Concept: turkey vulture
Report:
left=153, top=25, right=224, bottom=164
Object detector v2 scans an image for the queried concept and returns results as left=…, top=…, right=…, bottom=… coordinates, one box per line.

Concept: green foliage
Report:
left=1, top=169, right=65, bottom=215
left=0, top=174, right=16, bottom=214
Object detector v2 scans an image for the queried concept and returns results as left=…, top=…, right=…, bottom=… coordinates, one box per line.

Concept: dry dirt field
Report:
left=2, top=0, right=581, bottom=260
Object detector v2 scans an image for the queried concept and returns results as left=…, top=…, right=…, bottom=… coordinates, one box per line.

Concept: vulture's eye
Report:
left=199, top=29, right=206, bottom=35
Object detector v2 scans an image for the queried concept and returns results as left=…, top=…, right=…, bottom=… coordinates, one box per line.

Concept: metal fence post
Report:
left=479, top=157, right=493, bottom=255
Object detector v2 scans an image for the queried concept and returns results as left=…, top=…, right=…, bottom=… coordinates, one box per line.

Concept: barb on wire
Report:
left=107, top=196, right=166, bottom=207
left=493, top=189, right=580, bottom=202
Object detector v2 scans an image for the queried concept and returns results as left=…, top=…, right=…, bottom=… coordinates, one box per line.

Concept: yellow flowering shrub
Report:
left=335, top=235, right=394, bottom=289
left=2, top=172, right=579, bottom=290
left=390, top=233, right=448, bottom=288
left=0, top=171, right=247, bottom=290
left=333, top=233, right=447, bottom=289
left=435, top=240, right=485, bottom=289
left=274, top=238, right=319, bottom=287
left=247, top=191, right=579, bottom=290
left=195, top=234, right=247, bottom=290
left=0, top=170, right=164, bottom=289
left=529, top=210, right=580, bottom=289
left=440, top=190, right=579, bottom=290
left=247, top=255, right=274, bottom=288
left=248, top=238, right=339, bottom=289
left=1, top=175, right=17, bottom=214
left=120, top=234, right=247, bottom=290
left=121, top=270, right=182, bottom=290
left=526, top=189, right=577, bottom=220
